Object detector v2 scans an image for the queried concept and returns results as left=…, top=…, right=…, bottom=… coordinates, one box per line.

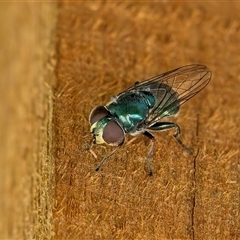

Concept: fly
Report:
left=89, top=64, right=212, bottom=175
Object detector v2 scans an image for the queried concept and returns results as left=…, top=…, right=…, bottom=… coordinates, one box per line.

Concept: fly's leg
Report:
left=148, top=122, right=193, bottom=154
left=142, top=131, right=155, bottom=176
left=173, top=124, right=193, bottom=154
left=95, top=147, right=119, bottom=172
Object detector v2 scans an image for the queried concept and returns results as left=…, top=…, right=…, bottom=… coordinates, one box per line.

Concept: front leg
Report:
left=148, top=122, right=193, bottom=154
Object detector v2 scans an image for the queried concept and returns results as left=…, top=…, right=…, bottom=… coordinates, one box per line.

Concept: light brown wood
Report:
left=0, top=3, right=57, bottom=239
left=1, top=2, right=240, bottom=239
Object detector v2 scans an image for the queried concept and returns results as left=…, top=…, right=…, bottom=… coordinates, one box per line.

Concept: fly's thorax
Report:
left=139, top=91, right=155, bottom=107
left=89, top=106, right=125, bottom=146
left=106, top=91, right=155, bottom=133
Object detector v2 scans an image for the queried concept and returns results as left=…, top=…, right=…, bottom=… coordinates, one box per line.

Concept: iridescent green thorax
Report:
left=107, top=91, right=155, bottom=133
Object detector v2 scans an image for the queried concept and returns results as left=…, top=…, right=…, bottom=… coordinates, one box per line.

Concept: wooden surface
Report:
left=0, top=3, right=57, bottom=239
left=1, top=2, right=240, bottom=239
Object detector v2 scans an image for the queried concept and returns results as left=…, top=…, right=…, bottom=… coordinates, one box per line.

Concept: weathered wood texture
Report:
left=54, top=2, right=240, bottom=239
left=0, top=3, right=57, bottom=239
left=1, top=2, right=240, bottom=240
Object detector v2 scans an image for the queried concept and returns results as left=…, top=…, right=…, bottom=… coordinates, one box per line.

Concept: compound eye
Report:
left=103, top=120, right=124, bottom=146
left=89, top=106, right=109, bottom=125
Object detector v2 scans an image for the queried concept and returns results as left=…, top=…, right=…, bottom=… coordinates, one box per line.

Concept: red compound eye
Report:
left=103, top=120, right=124, bottom=146
left=89, top=106, right=109, bottom=125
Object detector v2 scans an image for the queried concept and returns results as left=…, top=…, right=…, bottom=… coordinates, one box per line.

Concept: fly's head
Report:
left=89, top=106, right=125, bottom=146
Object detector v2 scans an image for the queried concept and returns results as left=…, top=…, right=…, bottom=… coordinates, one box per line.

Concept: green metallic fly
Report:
left=89, top=64, right=212, bottom=175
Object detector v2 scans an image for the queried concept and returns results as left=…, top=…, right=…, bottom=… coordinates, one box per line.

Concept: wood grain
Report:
left=0, top=3, right=57, bottom=239
left=1, top=2, right=240, bottom=239
left=54, top=2, right=240, bottom=239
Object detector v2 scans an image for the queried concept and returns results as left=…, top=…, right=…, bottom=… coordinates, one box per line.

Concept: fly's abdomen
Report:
left=156, top=84, right=180, bottom=118
left=107, top=92, right=155, bottom=133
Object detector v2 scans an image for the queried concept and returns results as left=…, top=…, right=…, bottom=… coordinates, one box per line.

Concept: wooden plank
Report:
left=0, top=3, right=57, bottom=239
left=1, top=2, right=239, bottom=239
left=54, top=2, right=240, bottom=239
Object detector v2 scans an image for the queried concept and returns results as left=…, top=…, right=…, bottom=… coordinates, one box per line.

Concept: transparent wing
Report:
left=120, top=64, right=212, bottom=125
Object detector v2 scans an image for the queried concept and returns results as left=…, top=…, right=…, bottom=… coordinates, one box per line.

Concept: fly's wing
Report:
left=121, top=64, right=212, bottom=125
